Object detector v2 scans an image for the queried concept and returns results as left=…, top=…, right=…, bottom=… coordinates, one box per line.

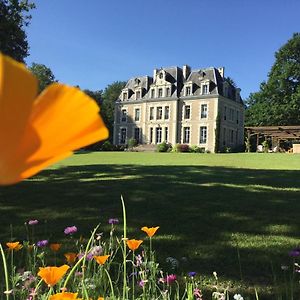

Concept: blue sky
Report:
left=26, top=0, right=300, bottom=99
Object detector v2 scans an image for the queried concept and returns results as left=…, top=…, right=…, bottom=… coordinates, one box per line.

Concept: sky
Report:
left=25, top=0, right=300, bottom=99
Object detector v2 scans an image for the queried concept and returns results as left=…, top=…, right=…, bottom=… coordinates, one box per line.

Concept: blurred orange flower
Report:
left=141, top=226, right=160, bottom=237
left=64, top=252, right=77, bottom=264
left=97, top=297, right=104, bottom=300
left=0, top=54, right=108, bottom=185
left=49, top=292, right=82, bottom=299
left=126, top=239, right=143, bottom=251
left=50, top=243, right=62, bottom=252
left=6, top=241, right=22, bottom=251
left=38, top=265, right=70, bottom=286
left=94, top=255, right=110, bottom=265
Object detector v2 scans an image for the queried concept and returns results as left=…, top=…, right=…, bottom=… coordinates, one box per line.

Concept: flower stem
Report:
left=121, top=195, right=128, bottom=300
left=0, top=244, right=9, bottom=300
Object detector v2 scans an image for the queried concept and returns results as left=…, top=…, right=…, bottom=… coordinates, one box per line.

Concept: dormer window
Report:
left=185, top=86, right=191, bottom=96
left=166, top=87, right=170, bottom=97
left=123, top=92, right=128, bottom=101
left=136, top=91, right=141, bottom=99
left=158, top=88, right=163, bottom=98
left=202, top=84, right=209, bottom=95
left=151, top=89, right=155, bottom=98
left=159, top=72, right=164, bottom=79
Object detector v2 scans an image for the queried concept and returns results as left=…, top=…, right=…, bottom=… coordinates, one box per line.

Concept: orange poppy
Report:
left=141, top=226, right=160, bottom=237
left=50, top=243, right=62, bottom=252
left=126, top=239, right=143, bottom=251
left=98, top=297, right=104, bottom=300
left=49, top=292, right=82, bottom=300
left=6, top=241, right=22, bottom=251
left=64, top=252, right=77, bottom=264
left=0, top=54, right=108, bottom=185
left=38, top=265, right=70, bottom=286
left=94, top=255, right=110, bottom=265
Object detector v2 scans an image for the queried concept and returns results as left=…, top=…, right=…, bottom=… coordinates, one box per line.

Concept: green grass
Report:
left=1, top=152, right=300, bottom=298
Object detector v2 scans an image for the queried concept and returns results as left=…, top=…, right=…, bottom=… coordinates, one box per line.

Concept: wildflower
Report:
left=49, top=292, right=82, bottom=299
left=64, top=226, right=77, bottom=235
left=0, top=54, right=108, bottom=186
left=213, top=271, right=218, bottom=280
left=135, top=254, right=143, bottom=267
left=141, top=226, right=159, bottom=237
left=127, top=239, right=143, bottom=251
left=188, top=271, right=197, bottom=277
left=50, top=243, right=62, bottom=252
left=6, top=241, right=22, bottom=251
left=138, top=280, right=147, bottom=287
left=94, top=255, right=110, bottom=265
left=38, top=265, right=70, bottom=286
left=108, top=218, right=119, bottom=225
left=90, top=245, right=103, bottom=256
left=166, top=274, right=177, bottom=284
left=289, top=249, right=300, bottom=257
left=64, top=252, right=77, bottom=264
left=37, top=240, right=48, bottom=247
left=233, top=294, right=244, bottom=300
left=98, top=297, right=104, bottom=300
left=194, top=288, right=203, bottom=300
left=28, top=219, right=38, bottom=225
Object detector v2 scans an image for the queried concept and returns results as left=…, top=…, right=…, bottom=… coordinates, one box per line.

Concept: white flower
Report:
left=233, top=294, right=244, bottom=300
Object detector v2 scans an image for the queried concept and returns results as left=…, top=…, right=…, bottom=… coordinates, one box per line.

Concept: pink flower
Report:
left=64, top=226, right=77, bottom=235
left=166, top=274, right=177, bottom=284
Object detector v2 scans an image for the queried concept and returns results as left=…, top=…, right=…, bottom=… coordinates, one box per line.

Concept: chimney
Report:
left=235, top=88, right=241, bottom=101
left=183, top=65, right=191, bottom=80
left=153, top=69, right=157, bottom=79
left=217, top=67, right=225, bottom=78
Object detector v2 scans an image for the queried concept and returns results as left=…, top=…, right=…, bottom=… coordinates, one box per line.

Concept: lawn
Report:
left=1, top=152, right=300, bottom=297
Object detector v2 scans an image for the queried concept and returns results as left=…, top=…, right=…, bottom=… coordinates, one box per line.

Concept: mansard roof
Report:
left=125, top=76, right=152, bottom=90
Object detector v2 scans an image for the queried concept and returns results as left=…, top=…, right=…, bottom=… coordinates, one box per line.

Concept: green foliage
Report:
left=101, top=140, right=113, bottom=151
left=0, top=0, right=35, bottom=62
left=189, top=145, right=205, bottom=153
left=156, top=141, right=172, bottom=152
left=245, top=33, right=300, bottom=126
left=29, top=63, right=56, bottom=92
left=127, top=138, right=137, bottom=149
left=174, top=144, right=190, bottom=152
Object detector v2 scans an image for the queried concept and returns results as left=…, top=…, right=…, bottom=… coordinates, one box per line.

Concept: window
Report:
left=166, top=87, right=170, bottom=97
left=159, top=72, right=164, bottom=79
left=123, top=92, right=128, bottom=101
left=183, top=127, right=190, bottom=143
left=224, top=106, right=227, bottom=120
left=134, top=128, right=140, bottom=143
left=120, top=128, right=127, bottom=144
left=202, top=84, right=209, bottom=95
left=186, top=86, right=191, bottom=96
left=150, top=107, right=154, bottom=120
left=134, top=108, right=140, bottom=121
left=223, top=128, right=226, bottom=145
left=156, top=127, right=162, bottom=144
left=136, top=91, right=141, bottom=99
left=229, top=108, right=234, bottom=121
left=150, top=128, right=153, bottom=143
left=236, top=111, right=239, bottom=124
left=151, top=89, right=155, bottom=98
left=184, top=105, right=191, bottom=119
left=157, top=106, right=163, bottom=120
left=165, top=127, right=168, bottom=142
left=121, top=109, right=127, bottom=122
left=201, top=104, right=207, bottom=118
left=230, top=130, right=234, bottom=143
left=158, top=88, right=163, bottom=98
left=164, top=106, right=169, bottom=119
left=200, top=126, right=207, bottom=144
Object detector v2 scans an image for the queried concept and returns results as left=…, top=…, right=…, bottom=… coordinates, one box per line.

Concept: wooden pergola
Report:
left=245, top=126, right=300, bottom=148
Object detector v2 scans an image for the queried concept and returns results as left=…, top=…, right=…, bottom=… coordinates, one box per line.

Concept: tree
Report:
left=0, top=0, right=35, bottom=62
left=29, top=63, right=56, bottom=92
left=245, top=33, right=300, bottom=126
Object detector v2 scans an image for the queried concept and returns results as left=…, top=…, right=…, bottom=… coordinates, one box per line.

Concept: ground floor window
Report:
left=120, top=128, right=127, bottom=144
left=165, top=127, right=168, bottom=142
left=200, top=126, right=207, bottom=144
left=134, top=128, right=140, bottom=143
left=150, top=128, right=153, bottom=143
left=183, top=127, right=190, bottom=143
left=156, top=127, right=162, bottom=144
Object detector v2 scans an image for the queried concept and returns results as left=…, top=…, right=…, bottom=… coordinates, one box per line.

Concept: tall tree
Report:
left=29, top=63, right=56, bottom=92
left=0, top=0, right=35, bottom=62
left=245, top=33, right=300, bottom=126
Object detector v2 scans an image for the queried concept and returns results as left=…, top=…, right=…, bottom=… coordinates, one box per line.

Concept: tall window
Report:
left=183, top=127, right=190, bottom=143
left=136, top=91, right=141, bottom=99
left=229, top=108, right=234, bottom=121
left=151, top=89, right=155, bottom=98
left=157, top=106, right=163, bottom=120
left=224, top=106, right=227, bottom=120
left=184, top=105, right=191, bottom=119
left=150, top=128, right=153, bottom=143
left=120, top=128, right=127, bottom=144
left=134, top=128, right=140, bottom=143
left=166, top=87, right=170, bottom=97
left=223, top=128, right=226, bottom=145
left=200, top=126, right=207, bottom=144
left=123, top=92, right=128, bottom=101
left=121, top=109, right=127, bottom=122
left=185, top=86, right=191, bottom=96
left=202, top=84, right=209, bottom=95
left=201, top=104, right=207, bottom=118
left=164, top=106, right=170, bottom=119
left=165, top=127, right=168, bottom=142
left=236, top=111, right=239, bottom=124
left=230, top=130, right=234, bottom=143
left=150, top=107, right=154, bottom=120
left=156, top=127, right=162, bottom=144
left=158, top=88, right=163, bottom=98
left=135, top=108, right=140, bottom=121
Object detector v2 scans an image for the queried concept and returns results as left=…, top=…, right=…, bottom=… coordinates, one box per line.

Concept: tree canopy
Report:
left=245, top=33, right=300, bottom=126
left=0, top=0, right=35, bottom=62
left=29, top=63, right=56, bottom=92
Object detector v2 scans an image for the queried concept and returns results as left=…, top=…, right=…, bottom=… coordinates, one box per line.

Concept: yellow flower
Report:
left=141, top=226, right=160, bottom=237
left=97, top=297, right=104, bottom=300
left=94, top=255, right=110, bottom=265
left=50, top=243, right=62, bottom=252
left=38, top=265, right=70, bottom=286
left=126, top=239, right=143, bottom=251
left=64, top=252, right=77, bottom=264
left=49, top=292, right=82, bottom=300
left=0, top=54, right=108, bottom=185
left=6, top=241, right=22, bottom=251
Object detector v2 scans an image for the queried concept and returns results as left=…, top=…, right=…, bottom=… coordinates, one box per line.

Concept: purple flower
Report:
left=108, top=218, right=119, bottom=225
left=289, top=249, right=300, bottom=257
left=36, top=240, right=48, bottom=247
left=28, top=220, right=38, bottom=225
left=188, top=271, right=197, bottom=277
left=166, top=274, right=177, bottom=284
left=139, top=280, right=147, bottom=287
left=64, top=226, right=77, bottom=235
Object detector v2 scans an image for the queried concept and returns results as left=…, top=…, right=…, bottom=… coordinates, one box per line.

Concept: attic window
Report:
left=202, top=84, right=209, bottom=95
left=185, top=86, right=191, bottom=96
left=123, top=92, right=128, bottom=100
left=136, top=91, right=141, bottom=99
left=159, top=72, right=164, bottom=79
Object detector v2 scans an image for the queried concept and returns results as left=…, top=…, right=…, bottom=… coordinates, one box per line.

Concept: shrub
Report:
left=101, top=140, right=113, bottom=151
left=127, top=138, right=137, bottom=150
left=157, top=141, right=172, bottom=152
left=175, top=144, right=190, bottom=153
left=190, top=145, right=205, bottom=153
